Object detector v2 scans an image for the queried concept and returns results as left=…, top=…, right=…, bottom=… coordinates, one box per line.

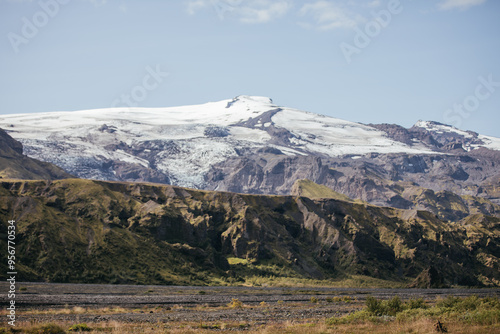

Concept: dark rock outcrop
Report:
left=0, top=128, right=72, bottom=180
left=0, top=179, right=498, bottom=286
left=408, top=266, right=447, bottom=288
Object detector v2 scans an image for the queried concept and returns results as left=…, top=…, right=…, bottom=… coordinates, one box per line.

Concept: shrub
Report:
left=460, top=308, right=500, bottom=325
left=436, top=295, right=462, bottom=309
left=343, top=296, right=353, bottom=303
left=407, top=298, right=427, bottom=310
left=365, top=296, right=408, bottom=316
left=436, top=295, right=499, bottom=313
left=228, top=298, right=243, bottom=308
left=310, top=296, right=319, bottom=303
left=366, top=296, right=384, bottom=316
left=395, top=308, right=439, bottom=322
left=329, top=295, right=500, bottom=326
left=385, top=296, right=404, bottom=315
left=68, top=323, right=91, bottom=332
left=482, top=296, right=500, bottom=308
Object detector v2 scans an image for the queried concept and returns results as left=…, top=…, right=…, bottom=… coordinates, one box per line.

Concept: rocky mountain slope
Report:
left=0, top=128, right=72, bottom=180
left=1, top=96, right=499, bottom=222
left=0, top=178, right=498, bottom=286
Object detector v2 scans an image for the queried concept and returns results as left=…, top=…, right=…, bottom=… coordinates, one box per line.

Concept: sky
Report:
left=1, top=0, right=499, bottom=137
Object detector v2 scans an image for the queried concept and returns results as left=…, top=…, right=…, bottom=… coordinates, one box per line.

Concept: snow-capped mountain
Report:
left=412, top=120, right=500, bottom=152
left=0, top=95, right=435, bottom=187
left=1, top=95, right=500, bottom=220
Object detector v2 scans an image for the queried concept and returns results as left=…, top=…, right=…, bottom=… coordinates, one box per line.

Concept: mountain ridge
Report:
left=0, top=127, right=498, bottom=287
left=0, top=178, right=498, bottom=286
left=1, top=96, right=499, bottom=222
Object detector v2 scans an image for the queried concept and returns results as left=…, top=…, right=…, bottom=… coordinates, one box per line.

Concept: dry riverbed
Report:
left=0, top=283, right=499, bottom=333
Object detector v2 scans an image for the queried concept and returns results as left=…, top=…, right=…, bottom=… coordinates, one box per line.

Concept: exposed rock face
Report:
left=0, top=179, right=498, bottom=286
left=204, top=152, right=500, bottom=221
left=408, top=266, right=446, bottom=289
left=1, top=98, right=499, bottom=222
left=0, top=127, right=23, bottom=155
left=368, top=123, right=414, bottom=146
left=205, top=155, right=330, bottom=195
left=0, top=128, right=72, bottom=180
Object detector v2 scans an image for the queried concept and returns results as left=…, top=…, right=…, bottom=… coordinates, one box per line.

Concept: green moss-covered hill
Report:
left=0, top=178, right=498, bottom=287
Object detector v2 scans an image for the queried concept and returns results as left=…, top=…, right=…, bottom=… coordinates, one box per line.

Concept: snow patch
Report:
left=414, top=120, right=474, bottom=138
left=1, top=96, right=499, bottom=189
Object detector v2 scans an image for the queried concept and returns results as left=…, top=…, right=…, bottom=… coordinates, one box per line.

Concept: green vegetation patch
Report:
left=293, top=179, right=353, bottom=201
left=68, top=323, right=92, bottom=332
left=25, top=323, right=66, bottom=334
left=327, top=295, right=500, bottom=326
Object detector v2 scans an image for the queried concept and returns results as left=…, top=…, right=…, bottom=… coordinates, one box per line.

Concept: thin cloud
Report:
left=186, top=0, right=209, bottom=15
left=298, top=1, right=363, bottom=31
left=89, top=0, right=107, bottom=6
left=367, top=0, right=381, bottom=8
left=186, top=0, right=292, bottom=23
left=239, top=1, right=291, bottom=24
left=438, top=0, right=487, bottom=11
left=3, top=0, right=112, bottom=6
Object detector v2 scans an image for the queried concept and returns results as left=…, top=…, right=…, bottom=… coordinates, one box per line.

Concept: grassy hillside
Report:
left=292, top=179, right=354, bottom=202
left=0, top=178, right=498, bottom=287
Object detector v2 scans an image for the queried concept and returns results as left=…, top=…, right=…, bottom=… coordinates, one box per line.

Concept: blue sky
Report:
left=1, top=0, right=499, bottom=136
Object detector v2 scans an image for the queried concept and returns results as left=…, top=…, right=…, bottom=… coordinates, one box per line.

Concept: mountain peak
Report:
left=232, top=95, right=274, bottom=104
left=413, top=120, right=477, bottom=137
left=1, top=97, right=500, bottom=189
left=414, top=120, right=453, bottom=130
left=224, top=95, right=275, bottom=110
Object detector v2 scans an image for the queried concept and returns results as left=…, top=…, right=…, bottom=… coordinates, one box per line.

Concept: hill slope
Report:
left=0, top=128, right=72, bottom=180
left=1, top=97, right=499, bottom=221
left=0, top=179, right=498, bottom=286
left=291, top=179, right=354, bottom=202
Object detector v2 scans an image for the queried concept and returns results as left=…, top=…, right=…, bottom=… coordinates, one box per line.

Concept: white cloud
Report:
left=186, top=0, right=209, bottom=15
left=3, top=0, right=111, bottom=6
left=438, top=0, right=487, bottom=11
left=94, top=0, right=107, bottom=6
left=238, top=1, right=291, bottom=23
left=298, top=1, right=363, bottom=31
left=367, top=0, right=381, bottom=8
left=186, top=0, right=292, bottom=23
